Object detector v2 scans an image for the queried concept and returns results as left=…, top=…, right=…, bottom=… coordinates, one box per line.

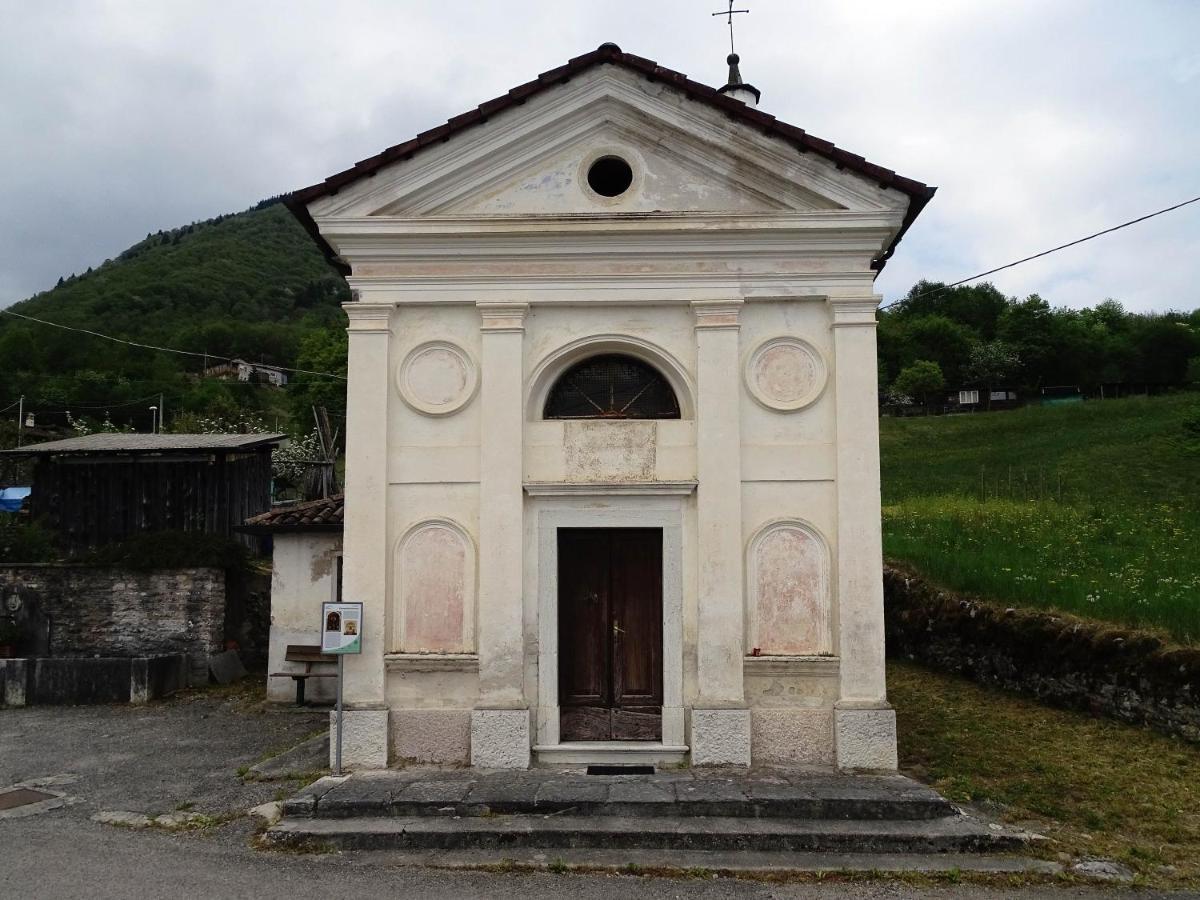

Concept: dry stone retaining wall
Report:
left=884, top=565, right=1200, bottom=743
left=0, top=565, right=225, bottom=662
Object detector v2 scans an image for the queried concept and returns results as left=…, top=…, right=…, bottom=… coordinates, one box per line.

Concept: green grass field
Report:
left=891, top=660, right=1200, bottom=886
left=880, top=393, right=1200, bottom=644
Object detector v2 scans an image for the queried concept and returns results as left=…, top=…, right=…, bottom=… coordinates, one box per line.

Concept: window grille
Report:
left=543, top=354, right=681, bottom=420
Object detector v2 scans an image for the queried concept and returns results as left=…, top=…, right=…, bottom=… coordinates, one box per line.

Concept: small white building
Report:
left=285, top=44, right=934, bottom=770
left=243, top=496, right=344, bottom=704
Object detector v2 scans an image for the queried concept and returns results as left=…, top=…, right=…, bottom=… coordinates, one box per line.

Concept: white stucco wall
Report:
left=267, top=532, right=343, bottom=703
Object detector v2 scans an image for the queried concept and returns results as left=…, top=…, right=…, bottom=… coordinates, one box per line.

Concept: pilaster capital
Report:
left=477, top=301, right=529, bottom=334
left=344, top=302, right=394, bottom=333
left=691, top=299, right=743, bottom=331
left=827, top=295, right=881, bottom=328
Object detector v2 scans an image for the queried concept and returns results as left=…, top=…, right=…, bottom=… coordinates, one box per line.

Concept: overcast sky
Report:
left=2, top=0, right=1197, bottom=313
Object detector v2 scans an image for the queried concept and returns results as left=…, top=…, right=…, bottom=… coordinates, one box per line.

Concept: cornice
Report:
left=343, top=301, right=393, bottom=332
left=477, top=300, right=529, bottom=333
left=384, top=653, right=478, bottom=673
left=692, top=298, right=743, bottom=330
left=743, top=655, right=840, bottom=677
left=523, top=481, right=697, bottom=496
left=828, top=295, right=881, bottom=328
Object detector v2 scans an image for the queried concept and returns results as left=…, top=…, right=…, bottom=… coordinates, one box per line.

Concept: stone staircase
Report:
left=265, top=767, right=1047, bottom=872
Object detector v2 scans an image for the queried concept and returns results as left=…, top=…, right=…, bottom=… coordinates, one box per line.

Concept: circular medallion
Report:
left=397, top=341, right=478, bottom=416
left=745, top=337, right=827, bottom=412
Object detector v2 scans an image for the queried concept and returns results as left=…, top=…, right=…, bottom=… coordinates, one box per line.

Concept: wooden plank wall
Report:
left=28, top=450, right=274, bottom=552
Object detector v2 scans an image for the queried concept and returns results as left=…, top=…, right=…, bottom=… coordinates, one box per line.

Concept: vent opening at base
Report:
left=586, top=765, right=655, bottom=776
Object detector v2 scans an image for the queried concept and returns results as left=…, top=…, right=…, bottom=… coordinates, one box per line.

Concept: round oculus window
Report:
left=586, top=156, right=633, bottom=197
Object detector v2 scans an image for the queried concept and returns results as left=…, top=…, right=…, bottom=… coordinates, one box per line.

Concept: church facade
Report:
left=287, top=43, right=933, bottom=770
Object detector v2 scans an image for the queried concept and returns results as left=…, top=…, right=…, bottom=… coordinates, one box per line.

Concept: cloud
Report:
left=1, top=0, right=1196, bottom=312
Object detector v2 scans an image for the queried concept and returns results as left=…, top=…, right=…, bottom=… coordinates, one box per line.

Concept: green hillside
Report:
left=0, top=199, right=347, bottom=436
left=881, top=394, right=1200, bottom=643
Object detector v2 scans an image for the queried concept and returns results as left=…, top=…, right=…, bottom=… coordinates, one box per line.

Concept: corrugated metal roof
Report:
left=241, top=494, right=344, bottom=531
left=285, top=42, right=935, bottom=275
left=1, top=433, right=287, bottom=456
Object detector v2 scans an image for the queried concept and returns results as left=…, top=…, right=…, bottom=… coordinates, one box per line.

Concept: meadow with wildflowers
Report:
left=881, top=393, right=1200, bottom=644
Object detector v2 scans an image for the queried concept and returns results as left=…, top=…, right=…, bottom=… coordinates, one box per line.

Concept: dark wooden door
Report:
left=558, top=528, right=663, bottom=741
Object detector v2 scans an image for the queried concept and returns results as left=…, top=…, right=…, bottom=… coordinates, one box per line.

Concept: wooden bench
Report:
left=271, top=644, right=337, bottom=706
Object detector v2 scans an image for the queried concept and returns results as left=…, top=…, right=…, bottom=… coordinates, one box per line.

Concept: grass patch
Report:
left=891, top=659, right=1200, bottom=886
left=881, top=394, right=1200, bottom=643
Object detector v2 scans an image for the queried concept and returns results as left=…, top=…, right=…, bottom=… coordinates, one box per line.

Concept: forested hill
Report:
left=0, top=199, right=349, bottom=436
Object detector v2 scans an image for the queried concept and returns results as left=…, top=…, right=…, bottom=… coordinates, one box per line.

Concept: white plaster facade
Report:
left=265, top=531, right=343, bottom=704
left=288, top=46, right=931, bottom=772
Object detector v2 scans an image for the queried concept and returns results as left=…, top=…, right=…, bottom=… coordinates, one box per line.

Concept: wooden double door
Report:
left=558, top=528, right=663, bottom=741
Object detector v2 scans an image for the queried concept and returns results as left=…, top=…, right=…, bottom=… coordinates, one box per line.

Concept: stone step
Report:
left=284, top=772, right=957, bottom=822
left=266, top=813, right=1035, bottom=855
left=304, top=846, right=1063, bottom=877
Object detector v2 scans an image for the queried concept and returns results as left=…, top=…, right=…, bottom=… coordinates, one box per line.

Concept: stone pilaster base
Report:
left=329, top=707, right=390, bottom=770
left=834, top=704, right=898, bottom=771
left=690, top=707, right=751, bottom=766
left=470, top=708, right=531, bottom=769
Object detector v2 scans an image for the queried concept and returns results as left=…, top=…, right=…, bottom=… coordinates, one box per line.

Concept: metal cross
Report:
left=711, top=0, right=750, bottom=55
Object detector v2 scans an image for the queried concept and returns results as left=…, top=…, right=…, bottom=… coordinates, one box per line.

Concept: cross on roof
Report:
left=711, top=1, right=750, bottom=55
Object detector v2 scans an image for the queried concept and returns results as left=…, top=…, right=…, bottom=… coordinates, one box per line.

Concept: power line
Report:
left=0, top=307, right=347, bottom=381
left=0, top=399, right=21, bottom=414
left=880, top=194, right=1200, bottom=312
left=0, top=391, right=164, bottom=412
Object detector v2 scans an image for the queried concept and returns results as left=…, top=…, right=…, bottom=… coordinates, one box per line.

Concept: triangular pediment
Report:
left=310, top=66, right=908, bottom=221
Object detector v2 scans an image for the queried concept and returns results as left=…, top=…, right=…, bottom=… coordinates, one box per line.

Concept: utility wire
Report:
left=0, top=398, right=21, bottom=414
left=0, top=307, right=347, bottom=381
left=0, top=391, right=164, bottom=412
left=880, top=194, right=1200, bottom=312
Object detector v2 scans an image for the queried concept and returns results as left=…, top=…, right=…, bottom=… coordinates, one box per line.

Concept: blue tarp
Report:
left=0, top=487, right=31, bottom=513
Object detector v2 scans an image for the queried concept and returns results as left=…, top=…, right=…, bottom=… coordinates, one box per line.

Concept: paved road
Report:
left=0, top=687, right=1189, bottom=898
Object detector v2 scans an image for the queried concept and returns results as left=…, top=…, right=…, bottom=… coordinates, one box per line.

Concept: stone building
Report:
left=286, top=43, right=934, bottom=770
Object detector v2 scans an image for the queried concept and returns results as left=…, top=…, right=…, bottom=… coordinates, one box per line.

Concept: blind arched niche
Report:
left=543, top=354, right=681, bottom=420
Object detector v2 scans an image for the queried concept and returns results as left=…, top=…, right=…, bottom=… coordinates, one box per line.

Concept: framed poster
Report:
left=321, top=601, right=363, bottom=654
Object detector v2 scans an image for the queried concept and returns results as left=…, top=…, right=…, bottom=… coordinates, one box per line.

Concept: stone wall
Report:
left=884, top=565, right=1200, bottom=744
left=0, top=565, right=226, bottom=663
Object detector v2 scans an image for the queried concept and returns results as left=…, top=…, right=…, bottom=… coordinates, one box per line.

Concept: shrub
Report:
left=0, top=516, right=61, bottom=563
left=84, top=531, right=250, bottom=571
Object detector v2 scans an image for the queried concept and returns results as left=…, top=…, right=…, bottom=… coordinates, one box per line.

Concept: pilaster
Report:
left=338, top=300, right=394, bottom=768
left=472, top=301, right=531, bottom=768
left=690, top=299, right=750, bottom=766
left=829, top=295, right=896, bottom=771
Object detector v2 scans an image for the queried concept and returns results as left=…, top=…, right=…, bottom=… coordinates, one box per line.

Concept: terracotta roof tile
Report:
left=242, top=494, right=344, bottom=531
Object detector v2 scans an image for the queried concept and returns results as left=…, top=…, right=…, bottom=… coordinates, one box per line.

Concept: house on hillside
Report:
left=947, top=388, right=1019, bottom=412
left=285, top=43, right=934, bottom=771
left=205, top=358, right=289, bottom=387
left=0, top=432, right=285, bottom=551
left=239, top=494, right=344, bottom=704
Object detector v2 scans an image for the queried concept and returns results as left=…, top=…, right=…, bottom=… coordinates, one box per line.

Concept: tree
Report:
left=891, top=360, right=945, bottom=413
left=965, top=341, right=1020, bottom=410
left=1187, top=356, right=1200, bottom=386
left=901, top=315, right=976, bottom=386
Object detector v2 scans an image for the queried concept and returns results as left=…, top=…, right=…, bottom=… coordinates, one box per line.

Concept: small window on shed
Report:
left=544, top=354, right=681, bottom=420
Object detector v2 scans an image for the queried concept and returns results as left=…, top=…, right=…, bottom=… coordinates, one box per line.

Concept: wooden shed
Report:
left=0, top=433, right=285, bottom=551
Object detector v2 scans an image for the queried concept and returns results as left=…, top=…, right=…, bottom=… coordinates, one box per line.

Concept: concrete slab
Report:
left=248, top=732, right=329, bottom=780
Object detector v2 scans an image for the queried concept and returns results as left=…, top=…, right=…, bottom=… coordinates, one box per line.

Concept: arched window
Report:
left=543, top=354, right=681, bottom=420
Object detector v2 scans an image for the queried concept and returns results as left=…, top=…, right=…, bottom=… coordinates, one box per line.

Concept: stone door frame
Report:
left=530, top=490, right=688, bottom=752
